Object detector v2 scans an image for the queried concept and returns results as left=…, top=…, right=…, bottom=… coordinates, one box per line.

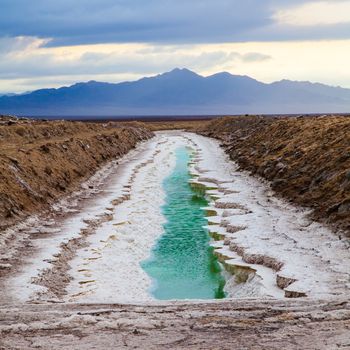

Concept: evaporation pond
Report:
left=142, top=146, right=225, bottom=300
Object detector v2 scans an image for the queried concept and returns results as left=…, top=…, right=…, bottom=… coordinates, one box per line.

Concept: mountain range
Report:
left=0, top=68, right=349, bottom=117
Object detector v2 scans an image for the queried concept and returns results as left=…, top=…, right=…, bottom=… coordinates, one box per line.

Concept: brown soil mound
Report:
left=144, top=119, right=208, bottom=131
left=0, top=117, right=153, bottom=230
left=198, top=115, right=350, bottom=233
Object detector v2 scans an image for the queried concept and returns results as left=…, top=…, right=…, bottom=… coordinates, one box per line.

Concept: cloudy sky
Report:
left=1, top=0, right=350, bottom=93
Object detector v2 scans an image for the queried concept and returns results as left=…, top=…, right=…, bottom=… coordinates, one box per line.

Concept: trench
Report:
left=142, top=147, right=226, bottom=300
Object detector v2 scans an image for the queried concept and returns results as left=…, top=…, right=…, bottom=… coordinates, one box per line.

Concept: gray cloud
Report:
left=0, top=0, right=267, bottom=45
left=0, top=0, right=348, bottom=46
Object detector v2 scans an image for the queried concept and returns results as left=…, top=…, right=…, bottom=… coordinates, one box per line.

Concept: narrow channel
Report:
left=142, top=146, right=226, bottom=300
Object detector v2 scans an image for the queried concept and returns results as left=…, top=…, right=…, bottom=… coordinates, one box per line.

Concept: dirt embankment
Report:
left=0, top=117, right=153, bottom=230
left=144, top=119, right=207, bottom=131
left=198, top=115, right=350, bottom=233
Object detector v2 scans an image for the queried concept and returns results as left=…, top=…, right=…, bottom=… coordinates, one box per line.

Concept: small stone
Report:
left=0, top=263, right=12, bottom=270
left=338, top=199, right=350, bottom=214
left=275, top=162, right=286, bottom=171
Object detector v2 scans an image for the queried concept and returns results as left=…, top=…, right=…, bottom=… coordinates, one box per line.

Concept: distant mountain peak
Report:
left=169, top=67, right=196, bottom=74
left=209, top=71, right=233, bottom=78
left=159, top=68, right=201, bottom=79
left=0, top=68, right=349, bottom=117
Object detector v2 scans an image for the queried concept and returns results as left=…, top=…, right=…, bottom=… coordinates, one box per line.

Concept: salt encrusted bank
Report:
left=187, top=133, right=350, bottom=299
left=2, top=132, right=350, bottom=303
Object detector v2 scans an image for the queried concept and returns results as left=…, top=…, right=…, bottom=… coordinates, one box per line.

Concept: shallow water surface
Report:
left=142, top=147, right=225, bottom=300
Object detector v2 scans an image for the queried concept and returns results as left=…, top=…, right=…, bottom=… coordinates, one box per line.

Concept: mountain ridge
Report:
left=0, top=68, right=349, bottom=117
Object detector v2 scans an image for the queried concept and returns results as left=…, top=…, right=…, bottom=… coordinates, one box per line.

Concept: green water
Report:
left=142, top=147, right=226, bottom=300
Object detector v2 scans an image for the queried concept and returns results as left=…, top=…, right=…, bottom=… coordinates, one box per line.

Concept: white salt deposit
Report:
left=187, top=133, right=350, bottom=298
left=4, top=132, right=350, bottom=303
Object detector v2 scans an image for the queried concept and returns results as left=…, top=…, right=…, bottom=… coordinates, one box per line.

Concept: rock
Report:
left=275, top=162, right=286, bottom=171
left=8, top=157, right=19, bottom=164
left=338, top=199, right=350, bottom=214
left=40, top=144, right=50, bottom=153
left=277, top=274, right=297, bottom=289
left=345, top=170, right=350, bottom=181
left=0, top=263, right=12, bottom=270
left=271, top=179, right=287, bottom=189
left=263, top=166, right=273, bottom=177
left=285, top=290, right=308, bottom=298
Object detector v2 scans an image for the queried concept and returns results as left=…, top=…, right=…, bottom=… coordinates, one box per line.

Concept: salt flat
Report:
left=2, top=132, right=350, bottom=304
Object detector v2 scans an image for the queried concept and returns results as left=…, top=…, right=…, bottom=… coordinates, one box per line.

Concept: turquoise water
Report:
left=142, top=147, right=225, bottom=300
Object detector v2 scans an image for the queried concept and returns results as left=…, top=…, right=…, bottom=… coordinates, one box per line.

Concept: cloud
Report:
left=0, top=1, right=349, bottom=93
left=1, top=36, right=350, bottom=93
left=274, top=1, right=350, bottom=27
left=0, top=36, right=50, bottom=54
left=241, top=52, right=271, bottom=62
left=0, top=0, right=272, bottom=45
left=0, top=37, right=273, bottom=81
left=2, top=0, right=349, bottom=47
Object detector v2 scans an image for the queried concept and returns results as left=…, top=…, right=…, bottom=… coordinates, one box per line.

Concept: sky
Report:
left=0, top=0, right=350, bottom=93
